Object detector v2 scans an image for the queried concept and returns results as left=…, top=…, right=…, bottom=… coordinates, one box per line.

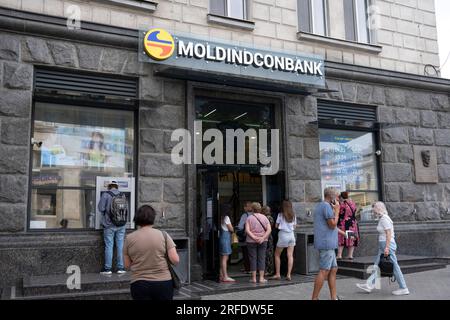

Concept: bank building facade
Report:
left=0, top=0, right=449, bottom=298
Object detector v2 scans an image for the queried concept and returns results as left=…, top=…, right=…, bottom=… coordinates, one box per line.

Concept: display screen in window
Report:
left=29, top=102, right=135, bottom=229
left=319, top=128, right=379, bottom=221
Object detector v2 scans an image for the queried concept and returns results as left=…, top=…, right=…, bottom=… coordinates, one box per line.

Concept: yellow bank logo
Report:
left=143, top=28, right=175, bottom=61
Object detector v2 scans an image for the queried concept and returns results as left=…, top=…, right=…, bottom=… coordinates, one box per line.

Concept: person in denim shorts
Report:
left=312, top=187, right=341, bottom=300
left=219, top=204, right=236, bottom=283
left=271, top=200, right=297, bottom=281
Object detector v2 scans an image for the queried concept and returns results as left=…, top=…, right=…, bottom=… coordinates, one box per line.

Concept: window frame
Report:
left=210, top=0, right=248, bottom=21
left=298, top=0, right=372, bottom=44
left=226, top=0, right=247, bottom=21
left=318, top=123, right=383, bottom=223
left=27, top=96, right=139, bottom=232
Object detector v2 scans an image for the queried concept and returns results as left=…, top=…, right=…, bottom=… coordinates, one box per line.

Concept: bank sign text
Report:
left=140, top=28, right=325, bottom=87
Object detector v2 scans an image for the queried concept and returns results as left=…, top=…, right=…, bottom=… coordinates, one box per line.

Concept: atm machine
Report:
left=95, top=177, right=135, bottom=230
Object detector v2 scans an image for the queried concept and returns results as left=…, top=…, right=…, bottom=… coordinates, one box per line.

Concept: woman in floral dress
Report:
left=337, top=192, right=360, bottom=260
left=262, top=206, right=275, bottom=276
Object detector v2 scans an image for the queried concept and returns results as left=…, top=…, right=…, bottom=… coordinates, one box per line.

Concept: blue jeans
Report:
left=103, top=226, right=126, bottom=270
left=367, top=240, right=407, bottom=289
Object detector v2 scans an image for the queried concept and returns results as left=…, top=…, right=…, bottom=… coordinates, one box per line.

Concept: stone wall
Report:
left=285, top=77, right=450, bottom=258
left=285, top=76, right=450, bottom=256
left=0, top=0, right=441, bottom=75
left=285, top=94, right=322, bottom=224
left=0, top=30, right=189, bottom=287
left=138, top=76, right=187, bottom=232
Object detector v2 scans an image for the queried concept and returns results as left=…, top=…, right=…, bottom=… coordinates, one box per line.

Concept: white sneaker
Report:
left=117, top=269, right=127, bottom=275
left=356, top=283, right=373, bottom=293
left=100, top=269, right=112, bottom=275
left=392, top=288, right=410, bottom=296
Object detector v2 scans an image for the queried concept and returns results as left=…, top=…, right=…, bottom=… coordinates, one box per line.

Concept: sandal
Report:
left=249, top=279, right=257, bottom=283
left=259, top=279, right=268, bottom=283
left=270, top=275, right=281, bottom=280
left=286, top=276, right=292, bottom=281
left=221, top=277, right=236, bottom=283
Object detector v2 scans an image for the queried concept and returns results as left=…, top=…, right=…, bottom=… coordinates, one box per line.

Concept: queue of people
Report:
left=99, top=182, right=408, bottom=300
left=232, top=200, right=300, bottom=283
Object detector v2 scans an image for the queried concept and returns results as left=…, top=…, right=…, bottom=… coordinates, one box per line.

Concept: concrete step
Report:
left=3, top=286, right=197, bottom=300
left=4, top=273, right=338, bottom=300
left=337, top=262, right=447, bottom=279
left=22, top=273, right=131, bottom=297
left=14, top=273, right=197, bottom=300
left=337, top=255, right=440, bottom=269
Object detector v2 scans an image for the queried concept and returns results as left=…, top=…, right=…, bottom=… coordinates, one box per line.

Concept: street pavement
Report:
left=202, top=266, right=450, bottom=300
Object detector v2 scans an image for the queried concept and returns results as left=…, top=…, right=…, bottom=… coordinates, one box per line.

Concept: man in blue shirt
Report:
left=312, top=187, right=340, bottom=300
left=237, top=201, right=253, bottom=273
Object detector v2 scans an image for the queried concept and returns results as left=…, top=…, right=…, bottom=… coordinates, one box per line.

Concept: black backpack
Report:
left=107, top=191, right=128, bottom=227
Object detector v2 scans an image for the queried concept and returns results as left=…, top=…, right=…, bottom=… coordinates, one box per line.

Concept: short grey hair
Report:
left=324, top=187, right=338, bottom=199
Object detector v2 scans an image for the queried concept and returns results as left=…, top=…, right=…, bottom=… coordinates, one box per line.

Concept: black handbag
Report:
left=162, top=231, right=183, bottom=289
left=378, top=254, right=394, bottom=278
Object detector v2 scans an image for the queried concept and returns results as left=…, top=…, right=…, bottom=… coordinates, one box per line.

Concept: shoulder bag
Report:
left=253, top=214, right=267, bottom=232
left=162, top=231, right=183, bottom=289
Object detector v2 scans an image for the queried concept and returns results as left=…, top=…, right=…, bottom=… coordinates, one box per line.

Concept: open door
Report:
left=198, top=170, right=220, bottom=280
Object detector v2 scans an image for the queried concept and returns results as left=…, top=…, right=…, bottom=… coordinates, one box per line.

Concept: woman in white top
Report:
left=219, top=203, right=236, bottom=283
left=356, top=201, right=409, bottom=296
left=271, top=200, right=297, bottom=281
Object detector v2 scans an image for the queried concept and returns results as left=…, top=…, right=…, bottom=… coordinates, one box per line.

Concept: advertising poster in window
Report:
left=319, top=129, right=379, bottom=221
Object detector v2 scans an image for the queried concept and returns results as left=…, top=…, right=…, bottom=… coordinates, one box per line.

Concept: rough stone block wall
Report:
left=0, top=32, right=32, bottom=234
left=285, top=94, right=322, bottom=224
left=0, top=30, right=188, bottom=286
left=287, top=77, right=450, bottom=224
left=138, top=75, right=187, bottom=232
left=0, top=0, right=441, bottom=76
left=0, top=31, right=149, bottom=234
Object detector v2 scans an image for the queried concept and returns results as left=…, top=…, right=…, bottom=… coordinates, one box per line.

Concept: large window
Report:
left=210, top=0, right=248, bottom=20
left=298, top=0, right=371, bottom=44
left=29, top=102, right=135, bottom=229
left=319, top=128, right=379, bottom=222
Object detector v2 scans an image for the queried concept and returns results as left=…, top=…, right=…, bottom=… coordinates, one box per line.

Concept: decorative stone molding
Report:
left=207, top=14, right=255, bottom=31
left=97, top=0, right=157, bottom=12
left=297, top=31, right=382, bottom=54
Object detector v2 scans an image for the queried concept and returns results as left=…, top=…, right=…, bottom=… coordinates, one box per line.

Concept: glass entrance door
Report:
left=197, top=167, right=273, bottom=280
left=197, top=170, right=220, bottom=280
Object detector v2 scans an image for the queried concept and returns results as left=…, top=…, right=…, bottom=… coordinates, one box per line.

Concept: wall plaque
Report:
left=413, top=146, right=438, bottom=183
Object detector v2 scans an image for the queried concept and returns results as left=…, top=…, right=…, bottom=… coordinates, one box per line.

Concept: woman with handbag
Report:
left=123, top=205, right=180, bottom=300
left=219, top=203, right=236, bottom=283
left=356, top=201, right=409, bottom=296
left=245, top=202, right=272, bottom=283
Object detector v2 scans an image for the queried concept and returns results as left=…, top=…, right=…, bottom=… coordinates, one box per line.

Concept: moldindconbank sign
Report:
left=139, top=28, right=325, bottom=87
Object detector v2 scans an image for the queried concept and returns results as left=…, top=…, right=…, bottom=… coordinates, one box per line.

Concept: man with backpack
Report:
left=98, top=180, right=129, bottom=275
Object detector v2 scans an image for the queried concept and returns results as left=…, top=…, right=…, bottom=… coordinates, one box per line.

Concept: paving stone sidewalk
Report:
left=202, top=266, right=450, bottom=300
